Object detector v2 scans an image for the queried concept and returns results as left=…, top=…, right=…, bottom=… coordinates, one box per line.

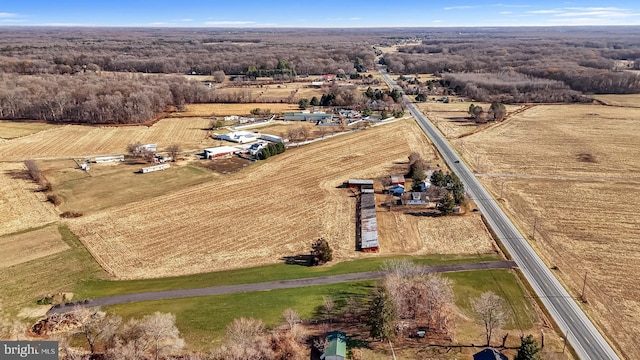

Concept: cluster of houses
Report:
left=283, top=109, right=371, bottom=126
left=205, top=131, right=284, bottom=159
left=387, top=173, right=433, bottom=206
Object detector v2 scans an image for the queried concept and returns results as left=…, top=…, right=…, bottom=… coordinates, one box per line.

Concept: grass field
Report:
left=0, top=224, right=105, bottom=315
left=65, top=120, right=495, bottom=279
left=455, top=102, right=640, bottom=359
left=41, top=160, right=217, bottom=214
left=0, top=117, right=213, bottom=161
left=0, top=224, right=68, bottom=269
left=0, top=121, right=56, bottom=139
left=103, top=269, right=542, bottom=352
left=74, top=253, right=501, bottom=299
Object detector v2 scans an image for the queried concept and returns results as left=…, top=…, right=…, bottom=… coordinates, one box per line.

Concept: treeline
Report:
left=442, top=72, right=587, bottom=103
left=0, top=28, right=378, bottom=76
left=384, top=29, right=640, bottom=95
left=0, top=73, right=210, bottom=124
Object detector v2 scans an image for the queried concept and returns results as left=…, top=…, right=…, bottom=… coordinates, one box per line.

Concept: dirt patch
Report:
left=576, top=153, right=597, bottom=163
left=197, top=156, right=254, bottom=174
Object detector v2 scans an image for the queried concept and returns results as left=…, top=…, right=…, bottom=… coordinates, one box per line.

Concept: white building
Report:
left=204, top=146, right=240, bottom=159
left=216, top=131, right=258, bottom=143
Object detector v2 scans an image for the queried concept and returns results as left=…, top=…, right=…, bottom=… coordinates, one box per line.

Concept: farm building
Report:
left=136, top=144, right=157, bottom=153
left=216, top=131, right=257, bottom=143
left=140, top=163, right=170, bottom=173
left=284, top=112, right=333, bottom=123
left=311, top=81, right=323, bottom=87
left=391, top=175, right=405, bottom=186
left=93, top=155, right=125, bottom=163
left=389, top=184, right=405, bottom=196
left=259, top=133, right=284, bottom=143
left=359, top=190, right=379, bottom=252
left=322, top=331, right=347, bottom=360
left=204, top=146, right=240, bottom=159
left=402, top=192, right=429, bottom=205
left=347, top=179, right=374, bottom=189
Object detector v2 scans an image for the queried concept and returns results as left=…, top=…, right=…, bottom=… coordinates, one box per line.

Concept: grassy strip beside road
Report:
left=76, top=253, right=500, bottom=299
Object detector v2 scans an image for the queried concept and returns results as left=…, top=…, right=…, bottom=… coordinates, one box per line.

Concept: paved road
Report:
left=47, top=261, right=515, bottom=315
left=379, top=70, right=619, bottom=360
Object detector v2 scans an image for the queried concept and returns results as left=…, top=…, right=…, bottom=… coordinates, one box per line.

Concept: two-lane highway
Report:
left=380, top=70, right=619, bottom=360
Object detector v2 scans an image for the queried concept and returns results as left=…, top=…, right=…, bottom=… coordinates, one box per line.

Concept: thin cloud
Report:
left=499, top=11, right=513, bottom=14
left=444, top=5, right=476, bottom=10
left=528, top=10, right=562, bottom=14
left=203, top=21, right=256, bottom=25
left=0, top=12, right=18, bottom=18
left=528, top=7, right=640, bottom=19
left=181, top=19, right=193, bottom=22
left=349, top=17, right=361, bottom=21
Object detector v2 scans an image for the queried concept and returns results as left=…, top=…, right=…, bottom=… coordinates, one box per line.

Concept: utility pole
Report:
left=563, top=329, right=571, bottom=353
left=532, top=217, right=537, bottom=240
left=581, top=272, right=588, bottom=303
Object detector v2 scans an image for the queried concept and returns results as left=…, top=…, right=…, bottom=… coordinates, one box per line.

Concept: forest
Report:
left=2, top=27, right=640, bottom=123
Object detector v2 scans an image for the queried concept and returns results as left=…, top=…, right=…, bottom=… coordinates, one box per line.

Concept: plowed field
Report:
left=0, top=162, right=59, bottom=236
left=67, top=120, right=494, bottom=279
left=0, top=117, right=213, bottom=161
left=456, top=103, right=640, bottom=359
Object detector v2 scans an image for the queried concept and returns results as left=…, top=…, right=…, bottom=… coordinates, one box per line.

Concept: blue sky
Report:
left=2, top=1, right=640, bottom=27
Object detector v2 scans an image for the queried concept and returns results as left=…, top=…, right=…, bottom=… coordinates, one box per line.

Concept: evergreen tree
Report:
left=368, top=286, right=396, bottom=341
left=430, top=170, right=447, bottom=187
left=514, top=334, right=542, bottom=360
left=311, top=238, right=333, bottom=266
left=310, top=96, right=319, bottom=106
left=438, top=192, right=456, bottom=215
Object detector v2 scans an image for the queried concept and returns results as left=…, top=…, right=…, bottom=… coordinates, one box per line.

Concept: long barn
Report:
left=358, top=188, right=379, bottom=252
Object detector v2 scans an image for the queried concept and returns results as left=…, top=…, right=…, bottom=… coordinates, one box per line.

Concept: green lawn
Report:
left=444, top=269, right=537, bottom=330
left=0, top=224, right=106, bottom=316
left=75, top=253, right=501, bottom=299
left=105, top=281, right=376, bottom=349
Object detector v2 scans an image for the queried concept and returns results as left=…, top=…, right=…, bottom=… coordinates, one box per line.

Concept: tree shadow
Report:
left=5, top=169, right=30, bottom=181
left=347, top=336, right=372, bottom=350
left=281, top=254, right=313, bottom=267
left=406, top=211, right=443, bottom=218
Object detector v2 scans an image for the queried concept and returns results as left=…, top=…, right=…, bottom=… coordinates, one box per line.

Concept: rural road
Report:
left=379, top=70, right=619, bottom=360
left=47, top=261, right=515, bottom=315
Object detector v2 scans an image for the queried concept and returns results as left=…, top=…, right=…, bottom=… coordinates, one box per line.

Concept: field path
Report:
left=47, top=260, right=515, bottom=314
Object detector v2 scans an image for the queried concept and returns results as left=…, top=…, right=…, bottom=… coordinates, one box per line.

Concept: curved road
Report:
left=47, top=261, right=515, bottom=315
left=379, top=70, right=619, bottom=360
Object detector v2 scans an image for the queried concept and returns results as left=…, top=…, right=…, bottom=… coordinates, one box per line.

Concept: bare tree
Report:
left=213, top=70, right=226, bottom=83
left=140, top=312, right=184, bottom=360
left=282, top=308, right=301, bottom=339
left=108, top=318, right=148, bottom=360
left=127, top=142, right=143, bottom=157
left=472, top=291, right=508, bottom=346
left=318, top=125, right=328, bottom=139
left=286, top=127, right=300, bottom=143
left=166, top=144, right=181, bottom=161
left=322, top=296, right=335, bottom=323
left=298, top=126, right=309, bottom=142
left=217, top=317, right=272, bottom=360
left=71, top=309, right=121, bottom=359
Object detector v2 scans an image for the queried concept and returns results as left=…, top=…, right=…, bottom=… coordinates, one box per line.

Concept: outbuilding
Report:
left=391, top=175, right=405, bottom=186
left=321, top=331, right=347, bottom=360
left=204, top=146, right=240, bottom=159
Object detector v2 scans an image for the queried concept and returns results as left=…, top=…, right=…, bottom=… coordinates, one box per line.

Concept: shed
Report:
left=140, top=163, right=170, bottom=173
left=391, top=175, right=405, bottom=186
left=359, top=191, right=379, bottom=252
left=204, top=146, right=240, bottom=159
left=321, top=331, right=346, bottom=360
left=348, top=179, right=374, bottom=189
left=473, top=348, right=508, bottom=360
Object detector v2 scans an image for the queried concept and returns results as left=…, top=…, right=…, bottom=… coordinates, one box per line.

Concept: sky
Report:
left=2, top=1, right=640, bottom=27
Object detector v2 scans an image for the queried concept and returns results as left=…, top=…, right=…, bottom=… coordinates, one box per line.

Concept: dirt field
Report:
left=0, top=162, right=59, bottom=236
left=0, top=225, right=68, bottom=269
left=175, top=103, right=299, bottom=117
left=65, top=120, right=495, bottom=279
left=455, top=103, right=640, bottom=359
left=0, top=117, right=213, bottom=161
left=593, top=94, right=640, bottom=107
left=0, top=121, right=56, bottom=139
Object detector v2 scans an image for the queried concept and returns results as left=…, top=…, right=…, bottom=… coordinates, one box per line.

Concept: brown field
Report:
left=0, top=162, right=59, bottom=236
left=0, top=225, right=68, bottom=269
left=455, top=103, right=640, bottom=359
left=0, top=120, right=56, bottom=139
left=593, top=94, right=640, bottom=108
left=65, top=120, right=494, bottom=279
left=0, top=117, right=213, bottom=161
left=175, top=103, right=299, bottom=117
left=415, top=102, right=525, bottom=139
